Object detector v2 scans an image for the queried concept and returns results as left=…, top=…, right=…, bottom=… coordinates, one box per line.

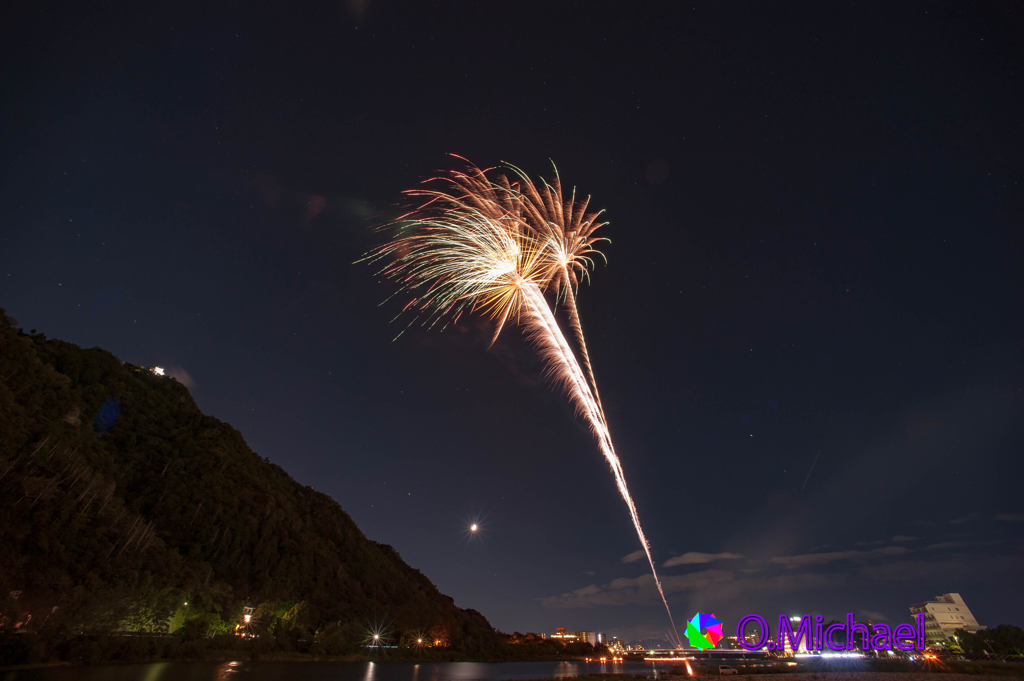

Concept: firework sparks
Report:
left=366, top=159, right=678, bottom=639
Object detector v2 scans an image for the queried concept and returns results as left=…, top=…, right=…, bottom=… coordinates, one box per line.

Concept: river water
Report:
left=4, top=659, right=692, bottom=681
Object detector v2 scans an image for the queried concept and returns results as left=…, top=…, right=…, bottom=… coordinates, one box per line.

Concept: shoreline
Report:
left=0, top=653, right=595, bottom=671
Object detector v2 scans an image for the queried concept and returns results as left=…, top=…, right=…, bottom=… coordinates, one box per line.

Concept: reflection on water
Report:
left=2, top=659, right=673, bottom=681
left=139, top=662, right=169, bottom=681
left=553, top=662, right=579, bottom=678
left=214, top=661, right=244, bottom=681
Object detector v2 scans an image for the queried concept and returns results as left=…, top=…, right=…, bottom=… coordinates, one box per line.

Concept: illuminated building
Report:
left=779, top=617, right=808, bottom=656
left=550, top=627, right=579, bottom=643
left=547, top=628, right=596, bottom=645
left=910, top=593, right=984, bottom=647
left=722, top=636, right=747, bottom=650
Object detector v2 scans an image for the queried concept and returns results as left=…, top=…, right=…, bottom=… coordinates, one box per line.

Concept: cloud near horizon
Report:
left=663, top=552, right=744, bottom=567
left=769, top=545, right=911, bottom=569
left=540, top=568, right=836, bottom=609
left=925, top=540, right=1004, bottom=551
left=541, top=552, right=1024, bottom=610
left=621, top=550, right=646, bottom=564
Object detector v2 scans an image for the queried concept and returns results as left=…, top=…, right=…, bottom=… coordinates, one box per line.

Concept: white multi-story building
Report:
left=909, top=593, right=984, bottom=647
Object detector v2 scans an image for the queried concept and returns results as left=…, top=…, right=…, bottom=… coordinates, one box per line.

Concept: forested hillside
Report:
left=0, top=309, right=501, bottom=656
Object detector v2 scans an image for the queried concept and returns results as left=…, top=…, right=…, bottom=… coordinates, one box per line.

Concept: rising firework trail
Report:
left=365, top=159, right=678, bottom=639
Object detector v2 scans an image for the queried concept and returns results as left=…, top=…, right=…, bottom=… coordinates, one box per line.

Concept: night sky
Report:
left=3, top=2, right=1023, bottom=643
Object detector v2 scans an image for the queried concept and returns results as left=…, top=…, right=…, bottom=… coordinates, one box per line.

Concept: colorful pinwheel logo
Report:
left=685, top=612, right=723, bottom=650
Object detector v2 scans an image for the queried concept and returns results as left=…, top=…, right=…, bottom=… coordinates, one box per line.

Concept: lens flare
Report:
left=365, top=158, right=677, bottom=639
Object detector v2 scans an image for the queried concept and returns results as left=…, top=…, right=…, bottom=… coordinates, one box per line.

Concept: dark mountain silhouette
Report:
left=0, top=309, right=504, bottom=657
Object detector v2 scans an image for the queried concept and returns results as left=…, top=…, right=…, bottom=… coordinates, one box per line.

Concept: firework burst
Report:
left=503, top=160, right=611, bottom=416
left=366, top=159, right=678, bottom=639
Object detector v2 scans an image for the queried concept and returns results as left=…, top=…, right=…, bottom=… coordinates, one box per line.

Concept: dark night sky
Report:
left=2, top=2, right=1023, bottom=642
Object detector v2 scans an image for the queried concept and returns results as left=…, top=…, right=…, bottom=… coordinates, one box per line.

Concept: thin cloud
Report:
left=950, top=512, right=981, bottom=525
left=663, top=552, right=744, bottom=567
left=540, top=569, right=836, bottom=609
left=541, top=569, right=737, bottom=608
left=925, top=540, right=1004, bottom=551
left=621, top=550, right=646, bottom=564
left=858, top=554, right=1024, bottom=586
left=770, top=546, right=910, bottom=569
left=996, top=513, right=1024, bottom=522
left=891, top=535, right=920, bottom=542
left=542, top=554, right=1024, bottom=610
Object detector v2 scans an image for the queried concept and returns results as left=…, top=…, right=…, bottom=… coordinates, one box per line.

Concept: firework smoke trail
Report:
left=519, top=282, right=678, bottom=639
left=367, top=161, right=678, bottom=639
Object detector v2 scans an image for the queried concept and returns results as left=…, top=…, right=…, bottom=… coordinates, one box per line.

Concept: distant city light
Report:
left=152, top=366, right=165, bottom=376
left=470, top=523, right=478, bottom=532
